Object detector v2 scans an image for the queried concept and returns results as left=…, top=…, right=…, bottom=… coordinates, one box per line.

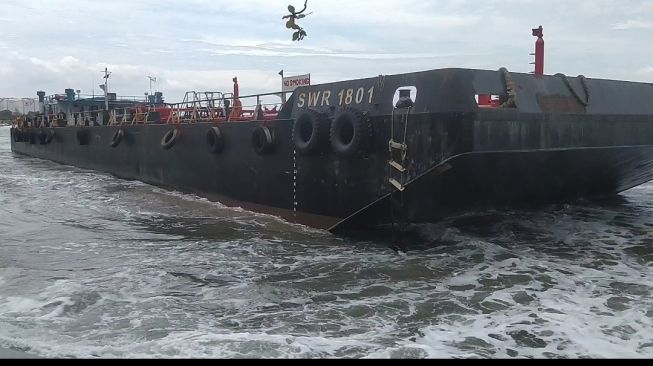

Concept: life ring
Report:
left=111, top=129, right=124, bottom=148
left=39, top=129, right=55, bottom=145
left=292, top=110, right=329, bottom=155
left=252, top=125, right=275, bottom=155
left=206, top=126, right=225, bottom=154
left=161, top=128, right=179, bottom=150
left=329, top=108, right=369, bottom=157
left=76, top=128, right=91, bottom=145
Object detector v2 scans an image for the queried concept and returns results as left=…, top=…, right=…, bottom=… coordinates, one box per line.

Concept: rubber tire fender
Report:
left=161, top=128, right=179, bottom=150
left=76, top=128, right=91, bottom=145
left=11, top=128, right=20, bottom=142
left=111, top=129, right=124, bottom=148
left=252, top=125, right=276, bottom=155
left=329, top=108, right=368, bottom=158
left=292, top=109, right=329, bottom=155
left=39, top=129, right=55, bottom=144
left=206, top=126, right=225, bottom=154
left=43, top=129, right=55, bottom=144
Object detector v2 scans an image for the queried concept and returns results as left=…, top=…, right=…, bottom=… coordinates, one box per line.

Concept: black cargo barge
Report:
left=9, top=67, right=653, bottom=232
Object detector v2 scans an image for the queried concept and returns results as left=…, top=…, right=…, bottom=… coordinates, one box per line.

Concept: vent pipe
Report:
left=531, top=26, right=544, bottom=77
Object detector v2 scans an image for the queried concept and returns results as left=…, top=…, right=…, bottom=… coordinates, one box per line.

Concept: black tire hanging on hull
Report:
left=39, top=129, right=55, bottom=145
left=11, top=128, right=20, bottom=142
left=111, top=129, right=125, bottom=148
left=329, top=108, right=369, bottom=158
left=292, top=110, right=329, bottom=155
left=161, top=128, right=179, bottom=150
left=206, top=126, right=225, bottom=154
left=252, top=125, right=276, bottom=155
left=76, top=128, right=91, bottom=145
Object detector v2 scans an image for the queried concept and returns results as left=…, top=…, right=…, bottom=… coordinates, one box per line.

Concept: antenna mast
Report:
left=102, top=67, right=111, bottom=110
left=147, top=75, right=157, bottom=97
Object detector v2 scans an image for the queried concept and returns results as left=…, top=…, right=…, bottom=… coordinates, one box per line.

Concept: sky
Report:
left=0, top=0, right=652, bottom=104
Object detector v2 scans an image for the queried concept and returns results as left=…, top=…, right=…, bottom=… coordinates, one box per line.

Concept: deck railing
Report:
left=19, top=90, right=293, bottom=127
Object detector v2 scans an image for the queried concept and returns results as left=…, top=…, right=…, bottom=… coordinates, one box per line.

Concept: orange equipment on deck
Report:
left=228, top=77, right=243, bottom=121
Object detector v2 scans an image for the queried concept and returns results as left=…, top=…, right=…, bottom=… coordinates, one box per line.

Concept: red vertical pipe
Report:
left=232, top=77, right=239, bottom=98
left=532, top=26, right=544, bottom=77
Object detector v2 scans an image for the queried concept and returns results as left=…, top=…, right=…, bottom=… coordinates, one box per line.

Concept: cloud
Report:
left=26, top=56, right=88, bottom=74
left=163, top=69, right=278, bottom=95
left=0, top=51, right=281, bottom=101
left=1, top=0, right=652, bottom=100
left=637, top=66, right=653, bottom=78
left=613, top=19, right=653, bottom=30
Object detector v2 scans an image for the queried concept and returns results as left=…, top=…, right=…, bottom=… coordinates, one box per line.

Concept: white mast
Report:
left=147, top=76, right=157, bottom=97
left=102, top=67, right=111, bottom=110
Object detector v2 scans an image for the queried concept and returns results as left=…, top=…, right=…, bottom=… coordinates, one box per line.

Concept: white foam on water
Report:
left=0, top=279, right=82, bottom=316
left=379, top=229, right=653, bottom=358
left=2, top=234, right=653, bottom=359
left=12, top=329, right=385, bottom=358
left=3, top=127, right=653, bottom=358
left=150, top=187, right=329, bottom=234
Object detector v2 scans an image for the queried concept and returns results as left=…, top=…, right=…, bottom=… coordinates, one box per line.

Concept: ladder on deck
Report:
left=388, top=105, right=411, bottom=192
left=388, top=105, right=412, bottom=252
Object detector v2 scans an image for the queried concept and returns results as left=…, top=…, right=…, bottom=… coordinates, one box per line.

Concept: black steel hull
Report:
left=10, top=121, right=343, bottom=229
left=10, top=118, right=653, bottom=232
left=336, top=145, right=653, bottom=230
left=10, top=68, right=653, bottom=231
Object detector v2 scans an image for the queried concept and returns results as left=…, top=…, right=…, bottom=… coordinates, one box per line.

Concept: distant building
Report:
left=0, top=98, right=38, bottom=115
